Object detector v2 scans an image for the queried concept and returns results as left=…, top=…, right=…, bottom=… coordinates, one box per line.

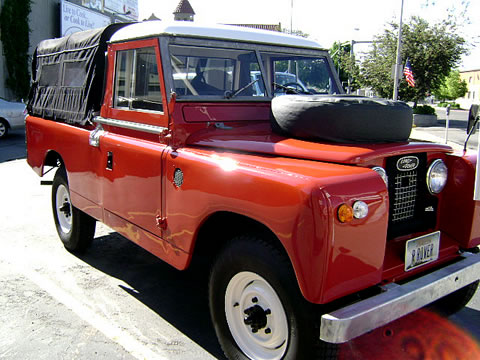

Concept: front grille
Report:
left=391, top=170, right=417, bottom=222
left=386, top=153, right=437, bottom=239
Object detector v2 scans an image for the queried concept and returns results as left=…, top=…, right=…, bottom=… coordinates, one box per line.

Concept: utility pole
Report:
left=290, top=0, right=293, bottom=34
left=393, top=0, right=404, bottom=100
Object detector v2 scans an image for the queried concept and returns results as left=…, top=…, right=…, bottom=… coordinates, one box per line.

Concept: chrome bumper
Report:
left=320, top=252, right=480, bottom=343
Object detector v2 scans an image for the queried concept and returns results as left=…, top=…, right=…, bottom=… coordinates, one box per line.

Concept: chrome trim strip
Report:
left=320, top=251, right=480, bottom=343
left=93, top=116, right=167, bottom=135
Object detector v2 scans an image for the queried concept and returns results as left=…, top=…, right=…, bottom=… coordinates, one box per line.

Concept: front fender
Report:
left=164, top=147, right=388, bottom=304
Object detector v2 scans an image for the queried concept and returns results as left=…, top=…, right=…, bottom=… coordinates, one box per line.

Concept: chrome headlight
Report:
left=353, top=201, right=369, bottom=219
left=427, top=159, right=448, bottom=194
left=372, top=166, right=388, bottom=186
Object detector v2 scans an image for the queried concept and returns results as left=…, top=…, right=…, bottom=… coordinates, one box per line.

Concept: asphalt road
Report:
left=1, top=124, right=479, bottom=359
left=0, top=129, right=28, bottom=162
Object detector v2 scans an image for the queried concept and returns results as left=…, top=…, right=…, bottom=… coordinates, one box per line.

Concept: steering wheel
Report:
left=283, top=82, right=309, bottom=93
left=275, top=82, right=310, bottom=94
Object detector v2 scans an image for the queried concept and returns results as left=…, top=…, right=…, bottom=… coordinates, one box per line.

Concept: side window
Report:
left=114, top=47, right=163, bottom=112
left=39, top=63, right=60, bottom=86
left=63, top=61, right=87, bottom=87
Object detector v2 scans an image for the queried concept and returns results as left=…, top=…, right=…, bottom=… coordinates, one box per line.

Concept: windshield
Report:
left=168, top=43, right=340, bottom=99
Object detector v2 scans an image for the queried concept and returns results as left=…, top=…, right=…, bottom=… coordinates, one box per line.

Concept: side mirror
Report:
left=467, top=104, right=479, bottom=135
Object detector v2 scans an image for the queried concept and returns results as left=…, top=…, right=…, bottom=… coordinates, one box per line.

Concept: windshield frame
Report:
left=160, top=36, right=344, bottom=102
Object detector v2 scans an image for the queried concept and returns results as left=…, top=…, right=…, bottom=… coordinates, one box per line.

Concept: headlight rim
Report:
left=372, top=166, right=388, bottom=187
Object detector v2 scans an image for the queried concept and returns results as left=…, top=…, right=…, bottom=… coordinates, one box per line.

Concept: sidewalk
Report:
left=410, top=127, right=465, bottom=151
left=410, top=107, right=478, bottom=152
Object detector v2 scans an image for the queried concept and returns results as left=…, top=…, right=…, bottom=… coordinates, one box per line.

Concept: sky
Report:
left=138, top=0, right=479, bottom=71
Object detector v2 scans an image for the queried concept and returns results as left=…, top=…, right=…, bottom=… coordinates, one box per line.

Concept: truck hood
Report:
left=187, top=123, right=453, bottom=165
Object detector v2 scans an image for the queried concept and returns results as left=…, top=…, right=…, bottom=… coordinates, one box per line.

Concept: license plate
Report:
left=405, top=231, right=440, bottom=271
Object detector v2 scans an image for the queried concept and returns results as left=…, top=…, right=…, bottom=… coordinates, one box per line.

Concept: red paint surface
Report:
left=440, top=153, right=480, bottom=249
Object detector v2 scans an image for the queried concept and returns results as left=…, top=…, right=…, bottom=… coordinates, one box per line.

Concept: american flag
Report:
left=404, top=59, right=415, bottom=87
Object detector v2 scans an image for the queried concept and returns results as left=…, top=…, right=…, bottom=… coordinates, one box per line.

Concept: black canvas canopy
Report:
left=28, top=23, right=130, bottom=125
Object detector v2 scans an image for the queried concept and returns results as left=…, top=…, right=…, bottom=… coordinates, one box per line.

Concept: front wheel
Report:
left=430, top=280, right=479, bottom=316
left=52, top=166, right=96, bottom=252
left=209, top=235, right=336, bottom=360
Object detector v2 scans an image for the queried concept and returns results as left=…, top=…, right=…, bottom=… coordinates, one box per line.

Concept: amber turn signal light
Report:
left=337, top=204, right=354, bottom=223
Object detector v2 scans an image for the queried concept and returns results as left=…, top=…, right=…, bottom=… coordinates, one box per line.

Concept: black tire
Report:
left=0, top=119, right=9, bottom=139
left=271, top=94, right=413, bottom=143
left=209, top=235, right=337, bottom=360
left=52, top=166, right=96, bottom=252
left=429, top=280, right=479, bottom=317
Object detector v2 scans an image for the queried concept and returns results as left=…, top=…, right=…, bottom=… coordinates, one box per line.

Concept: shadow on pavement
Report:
left=77, top=231, right=480, bottom=360
left=78, top=232, right=226, bottom=359
left=0, top=129, right=26, bottom=163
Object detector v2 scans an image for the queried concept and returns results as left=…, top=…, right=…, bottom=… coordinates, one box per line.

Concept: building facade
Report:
left=458, top=69, right=480, bottom=109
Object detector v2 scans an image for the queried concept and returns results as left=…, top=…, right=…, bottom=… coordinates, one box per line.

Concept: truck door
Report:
left=97, top=39, right=169, bottom=238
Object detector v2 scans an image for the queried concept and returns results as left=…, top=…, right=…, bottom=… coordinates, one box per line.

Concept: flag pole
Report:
left=393, top=0, right=404, bottom=101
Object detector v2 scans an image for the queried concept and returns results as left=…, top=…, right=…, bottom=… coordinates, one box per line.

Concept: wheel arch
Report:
left=43, top=150, right=65, bottom=175
left=191, top=211, right=298, bottom=283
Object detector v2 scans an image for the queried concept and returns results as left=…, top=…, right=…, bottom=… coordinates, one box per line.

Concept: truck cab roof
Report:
left=109, top=20, right=325, bottom=50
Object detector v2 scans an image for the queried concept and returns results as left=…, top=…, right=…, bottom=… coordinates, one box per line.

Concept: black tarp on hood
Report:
left=28, top=23, right=130, bottom=125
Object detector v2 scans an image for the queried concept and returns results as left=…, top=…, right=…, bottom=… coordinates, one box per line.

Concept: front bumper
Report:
left=320, top=251, right=480, bottom=343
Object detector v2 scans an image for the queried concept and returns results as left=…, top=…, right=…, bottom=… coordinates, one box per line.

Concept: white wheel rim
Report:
left=56, top=184, right=72, bottom=233
left=225, top=271, right=288, bottom=360
left=0, top=123, right=5, bottom=137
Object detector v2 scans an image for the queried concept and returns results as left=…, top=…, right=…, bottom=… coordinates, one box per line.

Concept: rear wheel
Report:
left=209, top=235, right=337, bottom=360
left=0, top=120, right=8, bottom=139
left=52, top=166, right=96, bottom=252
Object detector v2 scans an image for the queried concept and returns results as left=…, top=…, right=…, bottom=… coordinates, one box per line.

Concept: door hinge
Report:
left=156, top=215, right=167, bottom=230
left=89, top=124, right=104, bottom=147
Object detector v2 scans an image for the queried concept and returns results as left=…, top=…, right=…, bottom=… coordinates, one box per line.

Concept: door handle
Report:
left=106, top=151, right=113, bottom=170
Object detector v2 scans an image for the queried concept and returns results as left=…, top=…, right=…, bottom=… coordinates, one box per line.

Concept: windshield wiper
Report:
left=225, top=79, right=259, bottom=99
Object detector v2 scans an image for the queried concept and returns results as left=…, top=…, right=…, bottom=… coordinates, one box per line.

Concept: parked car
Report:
left=0, top=97, right=26, bottom=138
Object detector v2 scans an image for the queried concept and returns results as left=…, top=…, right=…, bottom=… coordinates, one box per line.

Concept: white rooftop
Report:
left=110, top=21, right=324, bottom=50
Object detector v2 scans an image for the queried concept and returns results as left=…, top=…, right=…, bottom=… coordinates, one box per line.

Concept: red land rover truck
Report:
left=26, top=22, right=480, bottom=360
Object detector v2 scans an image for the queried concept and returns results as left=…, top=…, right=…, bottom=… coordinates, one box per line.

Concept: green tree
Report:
left=330, top=42, right=349, bottom=88
left=329, top=41, right=362, bottom=92
left=432, top=70, right=468, bottom=101
left=360, top=16, right=467, bottom=104
left=0, top=0, right=31, bottom=100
